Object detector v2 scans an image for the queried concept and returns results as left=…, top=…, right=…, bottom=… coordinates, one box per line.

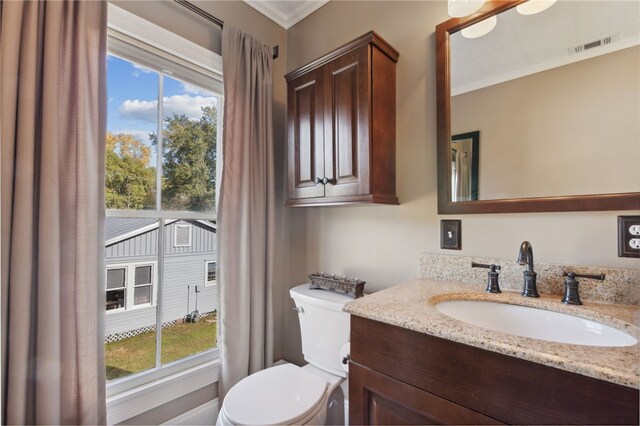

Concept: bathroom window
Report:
left=104, top=4, right=222, bottom=401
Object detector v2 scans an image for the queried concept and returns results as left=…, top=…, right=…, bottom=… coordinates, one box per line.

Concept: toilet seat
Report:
left=222, top=364, right=328, bottom=425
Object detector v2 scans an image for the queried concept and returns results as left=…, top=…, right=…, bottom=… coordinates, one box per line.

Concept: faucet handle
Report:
left=471, top=262, right=501, bottom=272
left=562, top=272, right=605, bottom=281
left=561, top=272, right=605, bottom=305
left=471, top=262, right=501, bottom=293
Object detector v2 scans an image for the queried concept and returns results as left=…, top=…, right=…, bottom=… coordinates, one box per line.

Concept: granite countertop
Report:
left=344, top=279, right=640, bottom=389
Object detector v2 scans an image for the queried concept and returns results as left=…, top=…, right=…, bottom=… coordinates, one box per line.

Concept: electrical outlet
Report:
left=618, top=216, right=640, bottom=258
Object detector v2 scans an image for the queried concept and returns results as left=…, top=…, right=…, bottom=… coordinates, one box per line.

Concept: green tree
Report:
left=105, top=132, right=156, bottom=209
left=151, top=106, right=217, bottom=212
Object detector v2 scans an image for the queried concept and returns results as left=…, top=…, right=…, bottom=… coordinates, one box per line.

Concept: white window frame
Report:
left=204, top=260, right=217, bottom=287
left=105, top=261, right=158, bottom=314
left=105, top=4, right=223, bottom=422
left=174, top=224, right=193, bottom=247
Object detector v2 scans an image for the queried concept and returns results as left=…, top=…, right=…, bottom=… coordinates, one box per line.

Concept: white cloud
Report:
left=132, top=63, right=153, bottom=78
left=181, top=82, right=216, bottom=97
left=119, top=99, right=158, bottom=123
left=118, top=95, right=216, bottom=123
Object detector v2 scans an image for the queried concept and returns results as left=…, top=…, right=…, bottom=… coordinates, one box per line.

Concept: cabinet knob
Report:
left=314, top=177, right=335, bottom=185
left=322, top=177, right=336, bottom=185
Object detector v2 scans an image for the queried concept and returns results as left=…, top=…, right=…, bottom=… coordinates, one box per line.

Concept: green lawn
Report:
left=106, top=317, right=217, bottom=381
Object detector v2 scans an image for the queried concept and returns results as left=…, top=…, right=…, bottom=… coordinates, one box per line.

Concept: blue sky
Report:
left=107, top=54, right=218, bottom=164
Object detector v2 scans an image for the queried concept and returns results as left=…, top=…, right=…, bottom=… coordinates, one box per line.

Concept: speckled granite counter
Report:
left=344, top=279, right=640, bottom=389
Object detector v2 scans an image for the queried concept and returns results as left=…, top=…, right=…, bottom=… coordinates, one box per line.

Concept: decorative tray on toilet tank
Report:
left=308, top=273, right=365, bottom=299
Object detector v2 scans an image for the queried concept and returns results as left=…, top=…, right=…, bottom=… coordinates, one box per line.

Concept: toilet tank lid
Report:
left=290, top=284, right=353, bottom=311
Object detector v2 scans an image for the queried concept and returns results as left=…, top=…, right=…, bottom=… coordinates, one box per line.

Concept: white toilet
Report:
left=217, top=284, right=351, bottom=425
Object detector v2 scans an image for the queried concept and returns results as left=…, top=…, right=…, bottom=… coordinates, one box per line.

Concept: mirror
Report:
left=436, top=0, right=640, bottom=213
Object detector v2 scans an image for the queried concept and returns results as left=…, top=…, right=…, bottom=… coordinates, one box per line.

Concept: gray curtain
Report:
left=1, top=1, right=107, bottom=424
left=218, top=26, right=275, bottom=397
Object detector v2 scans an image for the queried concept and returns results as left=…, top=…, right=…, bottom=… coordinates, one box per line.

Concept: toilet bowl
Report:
left=216, top=363, right=347, bottom=425
left=217, top=284, right=352, bottom=425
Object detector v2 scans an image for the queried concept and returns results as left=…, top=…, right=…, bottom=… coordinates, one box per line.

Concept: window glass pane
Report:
left=106, top=54, right=158, bottom=210
left=107, top=290, right=125, bottom=310
left=135, top=265, right=152, bottom=285
left=160, top=75, right=217, bottom=213
left=161, top=219, right=217, bottom=365
left=134, top=286, right=152, bottom=305
left=107, top=268, right=125, bottom=289
left=105, top=218, right=158, bottom=381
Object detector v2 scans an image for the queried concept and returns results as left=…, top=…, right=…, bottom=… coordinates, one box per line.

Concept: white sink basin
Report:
left=435, top=300, right=638, bottom=347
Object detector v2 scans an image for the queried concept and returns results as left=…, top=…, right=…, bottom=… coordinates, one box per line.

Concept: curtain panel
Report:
left=218, top=26, right=275, bottom=397
left=1, top=1, right=107, bottom=423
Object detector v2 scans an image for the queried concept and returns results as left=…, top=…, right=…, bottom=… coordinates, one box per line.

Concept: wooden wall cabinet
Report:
left=285, top=32, right=399, bottom=206
left=350, top=316, right=639, bottom=425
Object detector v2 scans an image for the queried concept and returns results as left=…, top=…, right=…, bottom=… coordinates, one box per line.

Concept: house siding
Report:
left=105, top=220, right=217, bottom=338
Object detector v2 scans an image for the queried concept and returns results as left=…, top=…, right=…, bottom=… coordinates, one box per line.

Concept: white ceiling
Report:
left=243, top=0, right=329, bottom=29
left=451, top=0, right=640, bottom=95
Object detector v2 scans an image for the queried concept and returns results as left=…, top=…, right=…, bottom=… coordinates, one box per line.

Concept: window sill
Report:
left=106, top=350, right=219, bottom=425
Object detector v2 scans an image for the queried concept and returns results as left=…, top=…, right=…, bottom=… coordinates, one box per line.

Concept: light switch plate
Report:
left=441, top=220, right=462, bottom=250
left=618, top=216, right=640, bottom=258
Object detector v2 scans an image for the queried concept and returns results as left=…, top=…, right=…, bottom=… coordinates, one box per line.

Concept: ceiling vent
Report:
left=569, top=35, right=617, bottom=54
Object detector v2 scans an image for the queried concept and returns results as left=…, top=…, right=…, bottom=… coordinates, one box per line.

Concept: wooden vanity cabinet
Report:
left=285, top=32, right=399, bottom=206
left=349, top=316, right=639, bottom=425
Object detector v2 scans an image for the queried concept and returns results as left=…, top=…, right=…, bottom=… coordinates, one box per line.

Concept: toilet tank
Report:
left=290, top=284, right=351, bottom=378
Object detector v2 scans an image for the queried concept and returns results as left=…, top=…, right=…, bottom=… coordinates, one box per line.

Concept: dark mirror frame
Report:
left=436, top=0, right=640, bottom=214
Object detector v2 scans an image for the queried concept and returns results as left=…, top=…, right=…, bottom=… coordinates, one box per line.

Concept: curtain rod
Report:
left=173, top=0, right=279, bottom=60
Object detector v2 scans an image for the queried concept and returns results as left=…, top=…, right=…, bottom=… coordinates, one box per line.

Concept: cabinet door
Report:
left=349, top=362, right=502, bottom=425
left=323, top=45, right=370, bottom=198
left=287, top=69, right=325, bottom=200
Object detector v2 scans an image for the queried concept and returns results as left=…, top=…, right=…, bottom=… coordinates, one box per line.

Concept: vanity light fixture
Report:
left=448, top=0, right=485, bottom=18
left=516, top=0, right=557, bottom=15
left=461, top=15, right=497, bottom=39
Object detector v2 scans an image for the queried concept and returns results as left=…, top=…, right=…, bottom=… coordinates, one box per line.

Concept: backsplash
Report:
left=420, top=253, right=639, bottom=305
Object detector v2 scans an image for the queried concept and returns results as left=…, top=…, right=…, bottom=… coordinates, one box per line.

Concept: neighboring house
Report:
left=105, top=218, right=218, bottom=341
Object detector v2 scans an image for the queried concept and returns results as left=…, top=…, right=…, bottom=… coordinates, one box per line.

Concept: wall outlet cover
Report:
left=618, top=216, right=640, bottom=258
left=441, top=220, right=462, bottom=250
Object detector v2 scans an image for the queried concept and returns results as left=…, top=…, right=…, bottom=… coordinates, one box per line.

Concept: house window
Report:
left=104, top=3, right=221, bottom=392
left=134, top=265, right=153, bottom=305
left=174, top=224, right=192, bottom=247
left=105, top=262, right=156, bottom=311
left=205, top=261, right=216, bottom=286
left=107, top=268, right=126, bottom=311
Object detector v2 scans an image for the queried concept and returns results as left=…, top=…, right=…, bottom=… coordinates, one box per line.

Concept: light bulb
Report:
left=448, top=0, right=485, bottom=18
left=461, top=15, right=497, bottom=39
left=516, top=0, right=558, bottom=15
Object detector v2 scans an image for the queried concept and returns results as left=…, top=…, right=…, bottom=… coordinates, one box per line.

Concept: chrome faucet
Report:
left=517, top=241, right=539, bottom=298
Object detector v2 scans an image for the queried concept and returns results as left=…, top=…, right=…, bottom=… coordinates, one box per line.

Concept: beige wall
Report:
left=283, top=0, right=640, bottom=364
left=452, top=45, right=640, bottom=199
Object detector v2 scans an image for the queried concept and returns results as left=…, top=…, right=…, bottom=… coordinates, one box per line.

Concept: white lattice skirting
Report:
left=105, top=311, right=216, bottom=343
